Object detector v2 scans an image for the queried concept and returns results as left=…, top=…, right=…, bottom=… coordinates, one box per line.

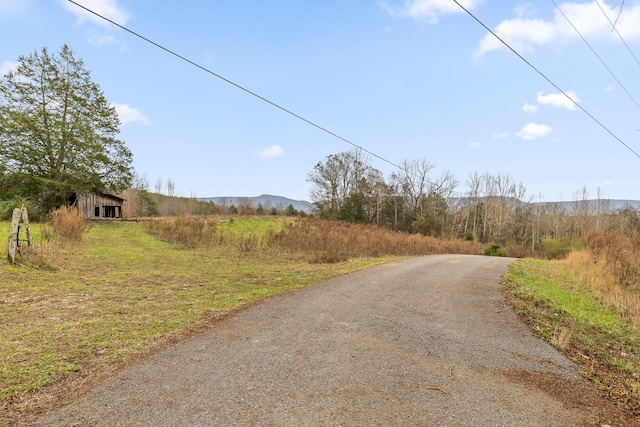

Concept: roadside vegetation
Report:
left=503, top=230, right=640, bottom=417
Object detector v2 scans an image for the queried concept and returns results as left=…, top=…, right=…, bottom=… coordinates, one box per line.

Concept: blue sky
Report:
left=2, top=0, right=640, bottom=202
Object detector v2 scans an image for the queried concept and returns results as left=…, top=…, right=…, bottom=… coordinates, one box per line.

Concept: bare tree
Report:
left=307, top=149, right=381, bottom=221
left=154, top=177, right=163, bottom=194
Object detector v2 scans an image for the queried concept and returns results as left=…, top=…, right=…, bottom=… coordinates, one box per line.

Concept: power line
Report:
left=66, top=0, right=410, bottom=176
left=552, top=0, right=640, bottom=112
left=66, top=0, right=463, bottom=195
left=452, top=0, right=640, bottom=160
left=594, top=0, right=640, bottom=70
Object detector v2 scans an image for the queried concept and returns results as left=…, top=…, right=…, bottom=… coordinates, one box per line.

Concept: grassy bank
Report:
left=503, top=258, right=640, bottom=417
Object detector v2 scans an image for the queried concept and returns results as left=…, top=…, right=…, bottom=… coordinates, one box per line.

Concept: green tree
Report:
left=285, top=204, right=298, bottom=216
left=0, top=45, right=133, bottom=211
left=339, top=192, right=365, bottom=223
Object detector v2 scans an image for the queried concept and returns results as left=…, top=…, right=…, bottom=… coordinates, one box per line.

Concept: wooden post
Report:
left=21, top=206, right=32, bottom=247
left=6, top=206, right=32, bottom=264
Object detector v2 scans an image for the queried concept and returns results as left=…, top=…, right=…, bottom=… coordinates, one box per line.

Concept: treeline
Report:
left=307, top=149, right=640, bottom=250
left=122, top=175, right=303, bottom=218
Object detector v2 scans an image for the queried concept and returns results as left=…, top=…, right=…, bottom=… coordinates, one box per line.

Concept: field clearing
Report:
left=1, top=217, right=399, bottom=422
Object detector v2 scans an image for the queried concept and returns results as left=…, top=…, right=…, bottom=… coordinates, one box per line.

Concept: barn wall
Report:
left=76, top=193, right=124, bottom=219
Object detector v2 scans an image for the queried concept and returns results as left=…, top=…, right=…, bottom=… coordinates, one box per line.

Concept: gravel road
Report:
left=34, top=255, right=628, bottom=426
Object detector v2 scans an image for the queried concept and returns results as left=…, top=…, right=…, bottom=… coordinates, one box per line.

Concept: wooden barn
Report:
left=74, top=192, right=124, bottom=219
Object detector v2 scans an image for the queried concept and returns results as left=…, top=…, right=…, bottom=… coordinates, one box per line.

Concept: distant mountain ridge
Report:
left=535, top=199, right=640, bottom=212
left=450, top=198, right=640, bottom=213
left=198, top=194, right=313, bottom=213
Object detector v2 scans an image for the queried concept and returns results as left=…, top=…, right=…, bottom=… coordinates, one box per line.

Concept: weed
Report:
left=50, top=206, right=87, bottom=241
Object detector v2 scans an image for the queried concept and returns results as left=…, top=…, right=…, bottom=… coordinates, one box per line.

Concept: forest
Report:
left=305, top=149, right=640, bottom=251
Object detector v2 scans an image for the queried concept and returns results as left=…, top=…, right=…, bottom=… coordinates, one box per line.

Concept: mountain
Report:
left=530, top=199, right=640, bottom=214
left=449, top=198, right=640, bottom=214
left=198, top=194, right=314, bottom=213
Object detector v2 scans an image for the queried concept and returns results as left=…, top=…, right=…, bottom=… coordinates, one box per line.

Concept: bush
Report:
left=484, top=243, right=506, bottom=257
left=538, top=238, right=573, bottom=260
left=50, top=206, right=87, bottom=241
left=0, top=199, right=44, bottom=222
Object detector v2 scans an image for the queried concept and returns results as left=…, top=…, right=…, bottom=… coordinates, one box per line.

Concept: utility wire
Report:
left=452, top=0, right=640, bottom=160
left=552, top=0, right=640, bottom=112
left=594, top=0, right=640, bottom=70
left=66, top=0, right=411, bottom=176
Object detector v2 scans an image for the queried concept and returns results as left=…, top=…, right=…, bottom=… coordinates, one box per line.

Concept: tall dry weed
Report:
left=265, top=217, right=484, bottom=263
left=566, top=231, right=640, bottom=326
left=145, top=215, right=218, bottom=248
left=50, top=206, right=87, bottom=241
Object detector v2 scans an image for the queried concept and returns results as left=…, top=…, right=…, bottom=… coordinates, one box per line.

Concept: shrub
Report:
left=484, top=243, right=506, bottom=257
left=538, top=238, right=573, bottom=260
left=50, top=206, right=87, bottom=241
left=0, top=199, right=44, bottom=222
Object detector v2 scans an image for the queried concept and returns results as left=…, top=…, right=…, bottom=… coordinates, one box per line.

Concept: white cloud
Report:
left=476, top=1, right=640, bottom=56
left=513, top=3, right=537, bottom=18
left=259, top=145, right=284, bottom=159
left=515, top=122, right=552, bottom=140
left=537, top=90, right=580, bottom=110
left=522, top=103, right=538, bottom=113
left=61, top=0, right=130, bottom=27
left=492, top=131, right=509, bottom=139
left=468, top=141, right=482, bottom=150
left=0, top=60, right=18, bottom=76
left=380, top=0, right=483, bottom=23
left=111, top=103, right=150, bottom=125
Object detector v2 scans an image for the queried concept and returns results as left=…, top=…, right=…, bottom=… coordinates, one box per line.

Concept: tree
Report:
left=285, top=204, right=298, bottom=216
left=307, top=149, right=382, bottom=220
left=0, top=45, right=133, bottom=211
left=339, top=192, right=365, bottom=223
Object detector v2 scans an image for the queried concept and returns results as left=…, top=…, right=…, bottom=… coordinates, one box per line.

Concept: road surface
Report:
left=35, top=255, right=627, bottom=426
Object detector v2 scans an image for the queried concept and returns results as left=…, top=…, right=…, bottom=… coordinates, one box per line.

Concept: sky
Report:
left=2, top=0, right=640, bottom=202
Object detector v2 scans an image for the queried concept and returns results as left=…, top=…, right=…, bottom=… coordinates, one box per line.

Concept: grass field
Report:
left=1, top=217, right=399, bottom=423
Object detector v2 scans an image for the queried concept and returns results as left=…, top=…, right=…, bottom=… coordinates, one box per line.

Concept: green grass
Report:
left=503, top=258, right=640, bottom=416
left=0, top=219, right=394, bottom=408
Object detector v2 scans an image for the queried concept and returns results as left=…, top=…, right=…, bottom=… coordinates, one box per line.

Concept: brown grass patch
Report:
left=49, top=206, right=87, bottom=241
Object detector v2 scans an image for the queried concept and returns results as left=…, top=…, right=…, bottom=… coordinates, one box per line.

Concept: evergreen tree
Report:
left=0, top=45, right=133, bottom=211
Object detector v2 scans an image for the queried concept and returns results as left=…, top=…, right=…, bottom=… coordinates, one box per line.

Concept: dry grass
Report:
left=49, top=206, right=87, bottom=241
left=565, top=231, right=640, bottom=327
left=265, top=217, right=485, bottom=262
left=143, top=215, right=486, bottom=263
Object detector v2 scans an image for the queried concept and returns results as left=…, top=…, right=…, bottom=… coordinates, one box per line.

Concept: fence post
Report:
left=6, top=206, right=32, bottom=264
